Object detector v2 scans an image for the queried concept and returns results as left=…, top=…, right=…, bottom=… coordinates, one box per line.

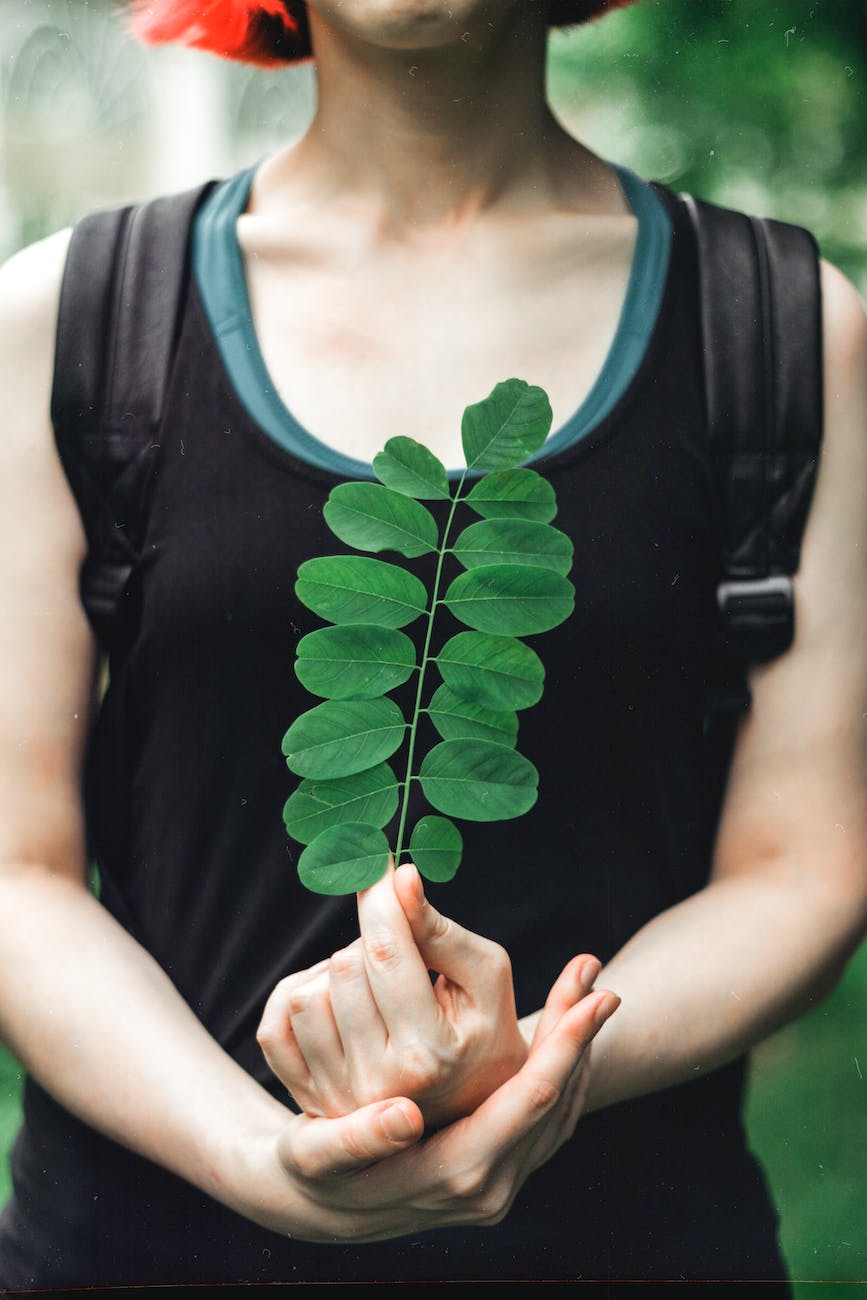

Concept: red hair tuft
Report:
left=123, top=1, right=309, bottom=68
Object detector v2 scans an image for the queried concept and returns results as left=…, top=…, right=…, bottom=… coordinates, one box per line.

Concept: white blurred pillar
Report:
left=145, top=47, right=231, bottom=193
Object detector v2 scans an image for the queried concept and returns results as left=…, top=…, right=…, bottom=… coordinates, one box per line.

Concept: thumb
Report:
left=393, top=863, right=511, bottom=993
left=279, top=1097, right=424, bottom=1181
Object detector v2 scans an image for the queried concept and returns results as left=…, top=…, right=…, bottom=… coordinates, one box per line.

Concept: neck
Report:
left=254, top=5, right=622, bottom=236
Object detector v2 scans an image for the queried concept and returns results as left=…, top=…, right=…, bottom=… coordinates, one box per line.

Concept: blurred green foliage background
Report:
left=0, top=0, right=863, bottom=1290
left=549, top=0, right=866, bottom=291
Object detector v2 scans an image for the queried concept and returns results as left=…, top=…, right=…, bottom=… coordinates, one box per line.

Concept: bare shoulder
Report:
left=0, top=226, right=75, bottom=474
left=709, top=256, right=867, bottom=927
left=0, top=225, right=73, bottom=351
left=0, top=221, right=84, bottom=535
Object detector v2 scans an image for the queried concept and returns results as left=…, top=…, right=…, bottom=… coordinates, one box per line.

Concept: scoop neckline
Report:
left=196, top=156, right=679, bottom=488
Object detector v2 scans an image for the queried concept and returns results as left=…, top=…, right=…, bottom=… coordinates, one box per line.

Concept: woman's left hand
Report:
left=257, top=860, right=601, bottom=1131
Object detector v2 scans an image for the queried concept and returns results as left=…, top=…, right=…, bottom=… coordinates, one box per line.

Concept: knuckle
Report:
left=427, top=908, right=450, bottom=943
left=272, top=973, right=304, bottom=1006
left=445, top=1163, right=488, bottom=1202
left=363, top=931, right=401, bottom=972
left=485, top=941, right=512, bottom=982
left=291, top=1142, right=326, bottom=1182
left=477, top=1184, right=512, bottom=1226
left=348, top=1066, right=389, bottom=1107
left=255, top=1019, right=276, bottom=1050
left=526, top=1077, right=560, bottom=1114
left=448, top=1032, right=473, bottom=1068
left=398, top=1040, right=440, bottom=1092
left=330, top=946, right=363, bottom=979
left=287, top=988, right=310, bottom=1016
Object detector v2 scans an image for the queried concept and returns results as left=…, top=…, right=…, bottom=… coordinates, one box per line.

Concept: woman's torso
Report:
left=0, top=160, right=787, bottom=1287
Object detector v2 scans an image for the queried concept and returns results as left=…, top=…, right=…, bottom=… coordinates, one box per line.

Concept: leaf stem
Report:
left=393, top=471, right=468, bottom=866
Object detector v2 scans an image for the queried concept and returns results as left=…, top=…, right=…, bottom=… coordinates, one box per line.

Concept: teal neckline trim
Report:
left=193, top=156, right=672, bottom=482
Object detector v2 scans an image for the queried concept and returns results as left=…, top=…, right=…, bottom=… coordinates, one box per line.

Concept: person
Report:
left=0, top=0, right=864, bottom=1288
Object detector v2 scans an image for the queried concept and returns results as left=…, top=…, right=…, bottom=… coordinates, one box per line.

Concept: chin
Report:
left=307, top=0, right=529, bottom=52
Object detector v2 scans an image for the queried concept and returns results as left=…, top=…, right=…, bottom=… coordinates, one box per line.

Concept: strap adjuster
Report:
left=715, top=575, right=795, bottom=664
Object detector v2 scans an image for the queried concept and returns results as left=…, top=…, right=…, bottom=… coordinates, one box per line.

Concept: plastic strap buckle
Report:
left=715, top=575, right=795, bottom=664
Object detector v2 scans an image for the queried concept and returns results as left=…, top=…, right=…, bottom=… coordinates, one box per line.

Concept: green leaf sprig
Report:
left=282, top=379, right=575, bottom=895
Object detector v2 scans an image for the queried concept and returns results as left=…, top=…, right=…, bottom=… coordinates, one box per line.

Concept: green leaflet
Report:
left=296, top=555, right=428, bottom=628
left=323, top=482, right=439, bottom=557
left=465, top=468, right=557, bottom=522
left=373, top=436, right=451, bottom=500
left=461, top=378, right=553, bottom=472
left=451, top=517, right=573, bottom=576
left=282, top=697, right=406, bottom=779
left=283, top=762, right=400, bottom=844
left=418, top=738, right=539, bottom=822
left=433, top=631, right=543, bottom=711
left=443, top=564, right=575, bottom=636
left=409, top=815, right=463, bottom=882
left=298, top=823, right=391, bottom=895
left=285, top=379, right=576, bottom=895
left=425, top=683, right=518, bottom=747
left=295, top=625, right=417, bottom=699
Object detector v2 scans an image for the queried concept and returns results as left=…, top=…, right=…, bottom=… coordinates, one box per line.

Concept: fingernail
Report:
left=411, top=865, right=426, bottom=906
left=593, top=993, right=621, bottom=1026
left=397, top=862, right=425, bottom=905
left=382, top=1103, right=415, bottom=1143
left=578, top=958, right=601, bottom=994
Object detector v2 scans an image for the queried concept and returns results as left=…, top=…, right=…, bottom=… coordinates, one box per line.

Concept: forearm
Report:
left=0, top=862, right=292, bottom=1225
left=521, top=863, right=865, bottom=1114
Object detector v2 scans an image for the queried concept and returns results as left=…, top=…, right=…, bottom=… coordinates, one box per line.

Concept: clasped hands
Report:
left=251, top=860, right=619, bottom=1243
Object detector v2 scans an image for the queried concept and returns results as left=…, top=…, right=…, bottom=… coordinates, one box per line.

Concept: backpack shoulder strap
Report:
left=50, top=179, right=218, bottom=651
left=677, top=192, right=824, bottom=686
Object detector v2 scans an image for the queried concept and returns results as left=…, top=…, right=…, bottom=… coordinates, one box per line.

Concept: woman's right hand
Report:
left=236, top=972, right=619, bottom=1243
left=258, top=862, right=547, bottom=1129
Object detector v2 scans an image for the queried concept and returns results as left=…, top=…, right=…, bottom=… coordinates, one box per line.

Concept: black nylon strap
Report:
left=50, top=180, right=218, bottom=650
left=680, top=191, right=823, bottom=668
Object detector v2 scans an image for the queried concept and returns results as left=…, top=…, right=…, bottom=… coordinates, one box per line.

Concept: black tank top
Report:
left=0, top=180, right=788, bottom=1286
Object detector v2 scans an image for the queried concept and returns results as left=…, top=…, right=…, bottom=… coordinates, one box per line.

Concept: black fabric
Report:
left=0, top=180, right=802, bottom=1288
left=50, top=181, right=218, bottom=652
left=681, top=192, right=823, bottom=669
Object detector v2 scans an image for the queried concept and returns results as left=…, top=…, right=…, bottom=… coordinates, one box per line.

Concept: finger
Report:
left=287, top=970, right=354, bottom=1116
left=460, top=989, right=620, bottom=1159
left=532, top=954, right=602, bottom=1046
left=328, top=942, right=389, bottom=1098
left=520, top=1042, right=595, bottom=1179
left=280, top=1097, right=425, bottom=1181
left=394, top=863, right=513, bottom=997
left=257, top=974, right=326, bottom=1100
left=356, top=859, right=443, bottom=1045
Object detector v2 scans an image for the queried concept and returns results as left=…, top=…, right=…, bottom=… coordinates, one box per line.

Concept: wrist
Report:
left=206, top=1088, right=313, bottom=1236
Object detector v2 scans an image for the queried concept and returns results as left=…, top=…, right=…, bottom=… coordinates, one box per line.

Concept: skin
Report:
left=0, top=0, right=864, bottom=1255
left=238, top=0, right=638, bottom=466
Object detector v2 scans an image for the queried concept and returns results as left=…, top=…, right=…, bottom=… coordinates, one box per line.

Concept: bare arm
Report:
left=0, top=231, right=614, bottom=1248
left=0, top=226, right=302, bottom=1215
left=572, top=258, right=867, bottom=1111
